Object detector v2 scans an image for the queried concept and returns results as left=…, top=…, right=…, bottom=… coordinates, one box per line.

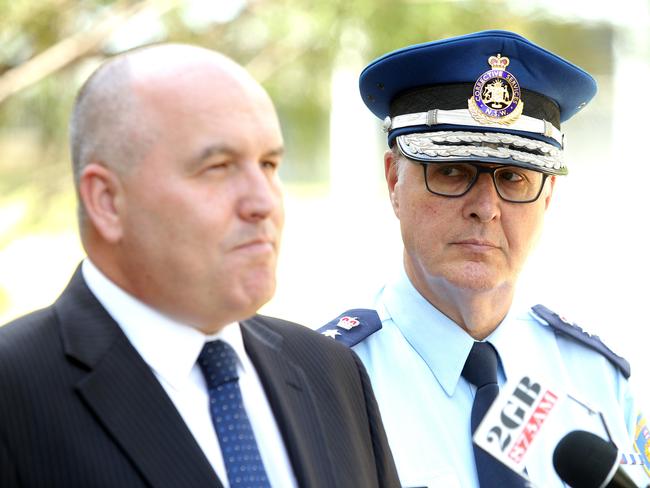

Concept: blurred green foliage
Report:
left=0, top=0, right=612, bottom=243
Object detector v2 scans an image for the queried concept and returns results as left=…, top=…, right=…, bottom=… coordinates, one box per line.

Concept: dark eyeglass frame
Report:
left=419, top=161, right=551, bottom=204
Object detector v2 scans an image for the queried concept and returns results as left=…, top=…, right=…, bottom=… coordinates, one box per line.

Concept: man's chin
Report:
left=442, top=263, right=506, bottom=292
left=235, top=276, right=277, bottom=313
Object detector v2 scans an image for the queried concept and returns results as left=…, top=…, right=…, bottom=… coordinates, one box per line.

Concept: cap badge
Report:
left=468, top=54, right=524, bottom=125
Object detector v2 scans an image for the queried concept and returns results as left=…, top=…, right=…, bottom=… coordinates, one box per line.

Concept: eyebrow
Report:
left=264, top=147, right=285, bottom=158
left=187, top=144, right=285, bottom=171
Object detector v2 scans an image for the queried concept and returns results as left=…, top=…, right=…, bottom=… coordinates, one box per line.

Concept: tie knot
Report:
left=462, top=341, right=498, bottom=388
left=198, top=340, right=239, bottom=389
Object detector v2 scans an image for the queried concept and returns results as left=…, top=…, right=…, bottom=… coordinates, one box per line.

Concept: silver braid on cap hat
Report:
left=398, top=131, right=565, bottom=173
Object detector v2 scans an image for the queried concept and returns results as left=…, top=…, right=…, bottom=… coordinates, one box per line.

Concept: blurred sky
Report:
left=1, top=0, right=649, bottom=412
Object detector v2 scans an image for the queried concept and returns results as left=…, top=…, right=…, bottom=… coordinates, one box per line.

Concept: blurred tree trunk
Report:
left=0, top=0, right=181, bottom=104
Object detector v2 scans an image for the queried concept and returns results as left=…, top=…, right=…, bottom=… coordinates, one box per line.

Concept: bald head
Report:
left=69, top=43, right=274, bottom=229
left=71, top=43, right=285, bottom=329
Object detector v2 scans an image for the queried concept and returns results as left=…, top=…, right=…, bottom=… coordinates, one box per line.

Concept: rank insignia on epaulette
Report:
left=321, top=329, right=341, bottom=339
left=317, top=309, right=382, bottom=348
left=557, top=313, right=579, bottom=328
left=468, top=54, right=524, bottom=126
left=336, top=316, right=360, bottom=330
left=531, top=304, right=631, bottom=379
left=634, top=413, right=650, bottom=478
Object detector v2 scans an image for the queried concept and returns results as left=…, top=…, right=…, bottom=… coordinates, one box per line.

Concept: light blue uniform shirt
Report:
left=351, top=267, right=646, bottom=487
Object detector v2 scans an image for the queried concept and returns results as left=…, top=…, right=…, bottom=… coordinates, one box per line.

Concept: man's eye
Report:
left=261, top=160, right=279, bottom=170
left=204, top=160, right=230, bottom=172
left=499, top=170, right=525, bottom=183
left=435, top=165, right=470, bottom=177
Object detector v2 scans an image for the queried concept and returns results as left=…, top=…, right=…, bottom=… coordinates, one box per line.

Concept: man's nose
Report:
left=238, top=165, right=281, bottom=222
left=462, top=173, right=501, bottom=222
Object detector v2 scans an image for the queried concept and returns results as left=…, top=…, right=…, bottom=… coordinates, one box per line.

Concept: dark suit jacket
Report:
left=0, top=269, right=399, bottom=488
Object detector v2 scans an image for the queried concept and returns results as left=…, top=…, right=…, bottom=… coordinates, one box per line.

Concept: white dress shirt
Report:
left=352, top=265, right=646, bottom=487
left=82, top=259, right=297, bottom=488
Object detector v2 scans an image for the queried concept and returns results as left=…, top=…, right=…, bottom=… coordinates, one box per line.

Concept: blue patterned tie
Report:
left=461, top=341, right=528, bottom=488
left=198, top=340, right=271, bottom=488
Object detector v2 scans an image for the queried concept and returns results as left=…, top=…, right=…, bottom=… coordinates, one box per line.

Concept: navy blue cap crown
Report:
left=359, top=30, right=598, bottom=175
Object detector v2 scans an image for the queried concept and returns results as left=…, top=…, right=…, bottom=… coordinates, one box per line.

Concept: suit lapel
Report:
left=56, top=268, right=222, bottom=488
left=241, top=317, right=336, bottom=488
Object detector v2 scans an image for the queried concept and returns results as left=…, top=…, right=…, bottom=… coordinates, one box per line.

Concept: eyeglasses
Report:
left=419, top=162, right=550, bottom=203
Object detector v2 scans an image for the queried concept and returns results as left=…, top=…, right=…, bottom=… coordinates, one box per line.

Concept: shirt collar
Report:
left=81, top=259, right=246, bottom=390
left=488, top=298, right=567, bottom=390
left=380, top=265, right=476, bottom=397
left=487, top=304, right=527, bottom=384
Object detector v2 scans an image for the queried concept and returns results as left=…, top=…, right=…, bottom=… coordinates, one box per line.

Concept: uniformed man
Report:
left=319, top=31, right=650, bottom=487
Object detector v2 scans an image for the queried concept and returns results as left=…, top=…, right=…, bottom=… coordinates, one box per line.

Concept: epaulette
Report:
left=531, top=304, right=631, bottom=379
left=316, top=309, right=382, bottom=347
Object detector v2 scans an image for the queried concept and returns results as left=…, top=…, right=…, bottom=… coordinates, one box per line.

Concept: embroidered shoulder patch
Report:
left=530, top=304, right=631, bottom=379
left=634, top=413, right=650, bottom=479
left=317, top=309, right=382, bottom=347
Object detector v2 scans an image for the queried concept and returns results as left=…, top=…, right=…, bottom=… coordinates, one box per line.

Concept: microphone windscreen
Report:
left=553, top=430, right=618, bottom=488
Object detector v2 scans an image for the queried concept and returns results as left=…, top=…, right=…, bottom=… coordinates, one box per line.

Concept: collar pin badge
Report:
left=468, top=54, right=524, bottom=125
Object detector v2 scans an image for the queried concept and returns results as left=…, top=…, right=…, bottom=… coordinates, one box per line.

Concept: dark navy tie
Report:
left=198, top=340, right=270, bottom=488
left=461, top=341, right=528, bottom=488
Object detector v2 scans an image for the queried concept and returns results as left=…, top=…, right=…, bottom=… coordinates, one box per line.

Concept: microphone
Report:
left=553, top=430, right=639, bottom=488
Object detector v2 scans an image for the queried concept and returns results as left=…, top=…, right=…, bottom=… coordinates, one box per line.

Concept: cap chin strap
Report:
left=384, top=108, right=564, bottom=148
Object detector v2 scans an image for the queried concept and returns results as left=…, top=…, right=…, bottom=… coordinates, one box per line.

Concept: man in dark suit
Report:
left=0, top=44, right=399, bottom=488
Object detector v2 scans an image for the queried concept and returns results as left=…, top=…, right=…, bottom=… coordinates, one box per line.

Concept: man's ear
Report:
left=78, top=163, right=124, bottom=243
left=385, top=149, right=401, bottom=217
left=544, top=175, right=556, bottom=210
